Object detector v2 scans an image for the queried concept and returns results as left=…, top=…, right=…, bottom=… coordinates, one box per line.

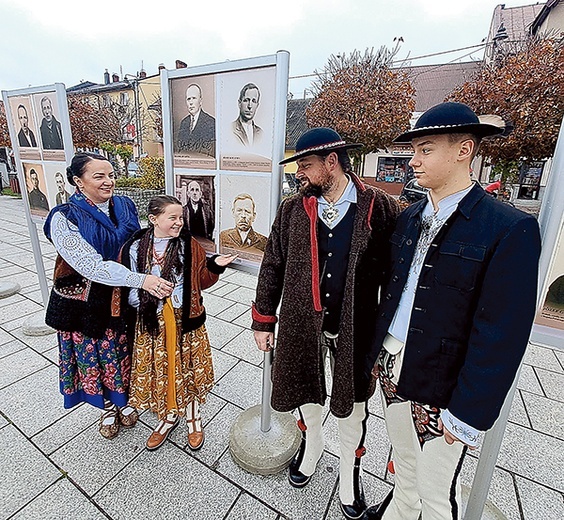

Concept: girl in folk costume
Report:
left=122, top=195, right=236, bottom=450
left=44, top=152, right=173, bottom=440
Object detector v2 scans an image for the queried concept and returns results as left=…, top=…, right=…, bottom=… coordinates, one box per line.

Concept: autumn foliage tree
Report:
left=307, top=46, right=415, bottom=170
left=0, top=101, right=11, bottom=147
left=449, top=36, right=564, bottom=182
left=67, top=95, right=121, bottom=149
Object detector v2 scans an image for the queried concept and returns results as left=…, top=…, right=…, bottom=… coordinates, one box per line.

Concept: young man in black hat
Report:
left=252, top=128, right=399, bottom=519
left=363, top=102, right=541, bottom=520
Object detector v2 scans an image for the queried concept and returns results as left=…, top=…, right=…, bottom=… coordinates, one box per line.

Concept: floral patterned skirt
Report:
left=58, top=328, right=131, bottom=410
left=128, top=309, right=214, bottom=421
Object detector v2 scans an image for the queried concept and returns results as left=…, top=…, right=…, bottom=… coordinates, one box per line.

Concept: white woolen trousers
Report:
left=380, top=346, right=466, bottom=520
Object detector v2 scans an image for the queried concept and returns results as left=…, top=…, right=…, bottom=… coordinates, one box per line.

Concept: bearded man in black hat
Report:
left=363, top=102, right=541, bottom=520
left=252, top=128, right=399, bottom=519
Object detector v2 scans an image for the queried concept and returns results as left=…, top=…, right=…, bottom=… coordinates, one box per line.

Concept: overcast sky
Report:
left=1, top=0, right=534, bottom=97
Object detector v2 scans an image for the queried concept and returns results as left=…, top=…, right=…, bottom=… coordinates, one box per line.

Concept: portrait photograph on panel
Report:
left=33, top=92, right=65, bottom=160
left=175, top=173, right=216, bottom=252
left=23, top=162, right=50, bottom=217
left=218, top=67, right=276, bottom=173
left=219, top=174, right=270, bottom=264
left=8, top=95, right=41, bottom=161
left=536, top=224, right=564, bottom=332
left=44, top=161, right=72, bottom=208
left=171, top=76, right=216, bottom=170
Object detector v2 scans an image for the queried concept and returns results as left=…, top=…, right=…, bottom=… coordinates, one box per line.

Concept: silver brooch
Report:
left=322, top=204, right=339, bottom=225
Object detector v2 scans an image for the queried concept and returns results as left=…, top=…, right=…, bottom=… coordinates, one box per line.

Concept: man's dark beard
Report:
left=299, top=182, right=323, bottom=198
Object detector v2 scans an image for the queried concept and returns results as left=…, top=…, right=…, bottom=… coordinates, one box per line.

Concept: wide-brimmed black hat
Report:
left=280, top=127, right=362, bottom=165
left=394, top=102, right=505, bottom=143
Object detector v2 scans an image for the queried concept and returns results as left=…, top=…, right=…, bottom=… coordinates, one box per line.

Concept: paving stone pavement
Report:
left=0, top=195, right=562, bottom=519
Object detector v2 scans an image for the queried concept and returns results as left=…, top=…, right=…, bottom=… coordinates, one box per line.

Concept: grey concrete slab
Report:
left=224, top=286, right=256, bottom=305
left=211, top=347, right=240, bottom=381
left=0, top=425, right=61, bottom=520
left=94, top=442, right=239, bottom=520
left=368, top=388, right=385, bottom=420
left=1, top=271, right=40, bottom=290
left=536, top=367, right=564, bottom=401
left=204, top=292, right=238, bottom=316
left=554, top=348, right=564, bottom=370
left=0, top=292, right=25, bottom=308
left=521, top=391, right=564, bottom=440
left=517, top=364, right=543, bottom=395
left=211, top=282, right=239, bottom=297
left=190, top=401, right=241, bottom=466
left=2, top=315, right=29, bottom=331
left=10, top=477, right=107, bottom=520
left=0, top=297, right=42, bottom=325
left=222, top=270, right=258, bottom=289
left=42, top=345, right=58, bottom=364
left=9, top=327, right=58, bottom=353
left=515, top=475, right=564, bottom=520
left=212, top=361, right=262, bottom=410
left=497, top=422, right=564, bottom=492
left=508, top=390, right=532, bottom=428
left=0, top=265, right=27, bottom=278
left=461, top=455, right=521, bottom=520
left=0, top=414, right=8, bottom=428
left=225, top=492, right=278, bottom=520
left=0, top=365, right=70, bottom=437
left=217, top=302, right=250, bottom=322
left=31, top=403, right=99, bottom=455
left=0, top=347, right=50, bottom=390
left=0, top=338, right=26, bottom=359
left=206, top=315, right=244, bottom=349
left=20, top=289, right=44, bottom=304
left=50, top=421, right=151, bottom=495
left=233, top=308, right=252, bottom=328
left=223, top=328, right=264, bottom=366
left=217, top=446, right=339, bottom=519
left=524, top=344, right=563, bottom=373
left=0, top=327, right=16, bottom=346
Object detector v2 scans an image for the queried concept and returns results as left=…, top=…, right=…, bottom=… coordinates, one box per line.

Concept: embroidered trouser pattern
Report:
left=377, top=347, right=467, bottom=520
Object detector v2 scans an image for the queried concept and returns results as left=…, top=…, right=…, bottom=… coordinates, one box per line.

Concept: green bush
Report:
left=115, top=176, right=143, bottom=188
left=138, top=156, right=165, bottom=190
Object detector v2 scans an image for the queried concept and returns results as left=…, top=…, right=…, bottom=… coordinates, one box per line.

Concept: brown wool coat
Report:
left=252, top=175, right=399, bottom=418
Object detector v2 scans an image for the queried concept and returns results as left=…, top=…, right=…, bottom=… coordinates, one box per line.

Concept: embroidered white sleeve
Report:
left=441, top=409, right=481, bottom=448
left=50, top=211, right=145, bottom=289
left=128, top=240, right=141, bottom=307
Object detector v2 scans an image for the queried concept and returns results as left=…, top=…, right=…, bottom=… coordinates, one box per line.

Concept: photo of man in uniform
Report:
left=39, top=96, right=64, bottom=150
left=176, top=84, right=215, bottom=156
left=220, top=193, right=267, bottom=253
left=54, top=171, right=71, bottom=205
left=232, top=83, right=263, bottom=148
left=183, top=179, right=215, bottom=240
left=17, top=105, right=37, bottom=147
left=27, top=167, right=49, bottom=211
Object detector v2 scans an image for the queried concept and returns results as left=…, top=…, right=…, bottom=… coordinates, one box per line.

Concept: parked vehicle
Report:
left=399, top=179, right=428, bottom=204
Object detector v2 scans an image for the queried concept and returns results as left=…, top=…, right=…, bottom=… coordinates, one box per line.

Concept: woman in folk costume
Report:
left=44, top=152, right=173, bottom=439
left=122, top=195, right=236, bottom=450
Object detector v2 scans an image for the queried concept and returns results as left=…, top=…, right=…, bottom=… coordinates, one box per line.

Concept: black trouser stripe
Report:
left=449, top=445, right=468, bottom=519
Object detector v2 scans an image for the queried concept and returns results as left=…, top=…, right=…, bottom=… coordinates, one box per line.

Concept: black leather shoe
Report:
left=288, top=457, right=312, bottom=488
left=340, top=495, right=367, bottom=519
left=362, top=490, right=393, bottom=519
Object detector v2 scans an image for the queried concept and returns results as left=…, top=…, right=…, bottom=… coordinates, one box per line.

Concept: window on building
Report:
left=517, top=161, right=544, bottom=200
left=376, top=157, right=412, bottom=183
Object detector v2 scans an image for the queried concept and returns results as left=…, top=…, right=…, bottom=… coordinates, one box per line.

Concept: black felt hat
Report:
left=394, top=102, right=505, bottom=143
left=279, top=127, right=362, bottom=165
